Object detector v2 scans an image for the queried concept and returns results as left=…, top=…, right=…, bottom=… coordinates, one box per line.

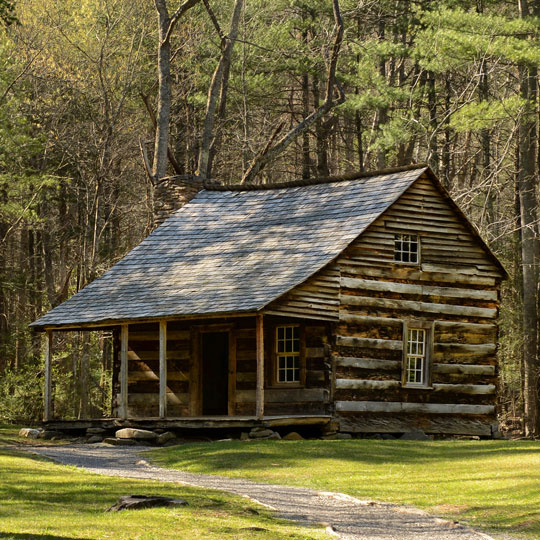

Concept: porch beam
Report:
left=120, top=324, right=129, bottom=419
left=256, top=313, right=264, bottom=420
left=44, top=330, right=53, bottom=422
left=159, top=320, right=167, bottom=418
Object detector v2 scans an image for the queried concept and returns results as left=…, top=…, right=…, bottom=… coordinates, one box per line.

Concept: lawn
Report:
left=0, top=424, right=22, bottom=445
left=0, top=448, right=330, bottom=540
left=150, top=439, right=540, bottom=539
left=0, top=424, right=73, bottom=447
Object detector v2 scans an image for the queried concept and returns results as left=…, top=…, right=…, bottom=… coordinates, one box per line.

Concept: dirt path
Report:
left=25, top=444, right=503, bottom=540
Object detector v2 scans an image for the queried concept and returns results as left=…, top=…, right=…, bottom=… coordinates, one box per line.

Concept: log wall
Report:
left=112, top=316, right=331, bottom=418
left=333, top=173, right=503, bottom=436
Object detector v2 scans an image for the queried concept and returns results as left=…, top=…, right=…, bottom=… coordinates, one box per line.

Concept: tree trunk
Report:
left=198, top=0, right=243, bottom=180
left=518, top=0, right=540, bottom=438
left=153, top=0, right=201, bottom=180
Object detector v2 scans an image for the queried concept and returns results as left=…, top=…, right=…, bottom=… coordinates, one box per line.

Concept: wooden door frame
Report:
left=190, top=323, right=236, bottom=416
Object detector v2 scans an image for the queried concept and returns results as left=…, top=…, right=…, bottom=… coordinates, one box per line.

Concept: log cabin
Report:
left=30, top=164, right=506, bottom=437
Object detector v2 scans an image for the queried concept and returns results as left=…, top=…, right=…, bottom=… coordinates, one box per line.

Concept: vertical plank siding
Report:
left=334, top=174, right=504, bottom=435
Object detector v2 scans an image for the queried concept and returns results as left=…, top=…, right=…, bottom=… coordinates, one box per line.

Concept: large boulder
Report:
left=115, top=428, right=158, bottom=441
left=157, top=431, right=176, bottom=445
left=103, top=437, right=138, bottom=446
left=19, top=428, right=41, bottom=439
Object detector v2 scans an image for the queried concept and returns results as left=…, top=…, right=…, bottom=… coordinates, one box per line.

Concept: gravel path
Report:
left=24, top=444, right=501, bottom=540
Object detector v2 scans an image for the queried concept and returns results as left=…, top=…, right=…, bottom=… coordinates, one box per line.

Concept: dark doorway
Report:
left=201, top=332, right=229, bottom=415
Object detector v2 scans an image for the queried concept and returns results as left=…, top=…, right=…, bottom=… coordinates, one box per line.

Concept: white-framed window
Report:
left=276, top=325, right=300, bottom=383
left=402, top=321, right=432, bottom=388
left=406, top=328, right=426, bottom=385
left=394, top=233, right=419, bottom=263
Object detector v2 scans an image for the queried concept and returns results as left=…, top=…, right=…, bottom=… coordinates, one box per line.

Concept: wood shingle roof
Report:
left=31, top=167, right=428, bottom=329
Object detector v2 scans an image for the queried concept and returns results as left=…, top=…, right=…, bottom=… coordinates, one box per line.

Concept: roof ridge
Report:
left=202, top=163, right=428, bottom=191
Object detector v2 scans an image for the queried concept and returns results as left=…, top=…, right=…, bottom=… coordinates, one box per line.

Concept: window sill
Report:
left=393, top=260, right=421, bottom=266
left=268, top=383, right=305, bottom=389
left=402, top=384, right=433, bottom=390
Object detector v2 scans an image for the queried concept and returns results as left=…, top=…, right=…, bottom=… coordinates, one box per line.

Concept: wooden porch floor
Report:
left=44, top=415, right=332, bottom=432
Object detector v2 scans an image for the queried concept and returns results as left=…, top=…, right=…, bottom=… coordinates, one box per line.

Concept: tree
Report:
left=153, top=0, right=201, bottom=181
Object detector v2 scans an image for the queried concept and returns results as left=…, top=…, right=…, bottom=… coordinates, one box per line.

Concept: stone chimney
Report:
left=153, top=175, right=204, bottom=228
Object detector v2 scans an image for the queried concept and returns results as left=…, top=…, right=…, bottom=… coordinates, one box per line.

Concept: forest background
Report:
left=0, top=0, right=539, bottom=436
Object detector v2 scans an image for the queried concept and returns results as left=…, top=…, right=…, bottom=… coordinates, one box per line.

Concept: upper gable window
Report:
left=394, top=234, right=419, bottom=263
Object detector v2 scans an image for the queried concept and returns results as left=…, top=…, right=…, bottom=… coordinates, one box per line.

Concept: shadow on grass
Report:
left=0, top=534, right=89, bottom=540
left=154, top=439, right=540, bottom=473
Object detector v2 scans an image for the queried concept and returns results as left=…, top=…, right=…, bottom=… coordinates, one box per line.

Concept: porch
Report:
left=41, top=313, right=332, bottom=424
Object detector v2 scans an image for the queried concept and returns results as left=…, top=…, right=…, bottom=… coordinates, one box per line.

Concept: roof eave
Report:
left=30, top=309, right=260, bottom=332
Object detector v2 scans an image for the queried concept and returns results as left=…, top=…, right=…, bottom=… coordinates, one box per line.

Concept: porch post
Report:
left=256, top=313, right=264, bottom=420
left=43, top=330, right=53, bottom=422
left=120, top=324, right=129, bottom=420
left=159, top=320, right=167, bottom=418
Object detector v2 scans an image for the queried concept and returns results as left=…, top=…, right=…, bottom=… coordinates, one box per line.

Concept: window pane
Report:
left=406, top=328, right=427, bottom=386
left=394, top=234, right=419, bottom=263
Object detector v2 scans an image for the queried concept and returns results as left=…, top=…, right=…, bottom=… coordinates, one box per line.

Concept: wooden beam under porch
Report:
left=43, top=415, right=332, bottom=433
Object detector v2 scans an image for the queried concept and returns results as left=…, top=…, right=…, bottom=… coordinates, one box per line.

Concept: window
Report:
left=402, top=322, right=432, bottom=388
left=276, top=325, right=300, bottom=383
left=394, top=233, right=419, bottom=263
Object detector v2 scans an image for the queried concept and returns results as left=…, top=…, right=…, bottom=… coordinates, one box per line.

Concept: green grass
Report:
left=150, top=439, right=540, bottom=539
left=0, top=448, right=330, bottom=540
left=0, top=424, right=23, bottom=445
left=0, top=424, right=74, bottom=447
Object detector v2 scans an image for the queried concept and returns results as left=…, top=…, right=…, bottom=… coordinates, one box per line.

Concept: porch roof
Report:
left=31, top=166, right=427, bottom=329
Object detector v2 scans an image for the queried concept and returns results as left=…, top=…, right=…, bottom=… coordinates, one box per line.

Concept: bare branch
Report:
left=139, top=138, right=154, bottom=184
left=202, top=0, right=225, bottom=43
left=242, top=0, right=345, bottom=184
left=164, top=0, right=201, bottom=44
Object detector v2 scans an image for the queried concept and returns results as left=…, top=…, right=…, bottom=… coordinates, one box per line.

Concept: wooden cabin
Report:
left=31, top=165, right=506, bottom=436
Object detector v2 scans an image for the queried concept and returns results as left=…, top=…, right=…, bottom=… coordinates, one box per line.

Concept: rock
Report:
left=381, top=434, right=396, bottom=440
left=266, top=431, right=281, bottom=440
left=86, top=435, right=103, bottom=444
left=163, top=439, right=182, bottom=447
left=400, top=429, right=430, bottom=441
left=18, top=428, right=41, bottom=439
left=103, top=437, right=138, bottom=446
left=156, top=431, right=176, bottom=445
left=250, top=427, right=268, bottom=433
left=87, top=427, right=106, bottom=435
left=115, top=428, right=158, bottom=441
left=107, top=495, right=188, bottom=512
left=240, top=432, right=250, bottom=441
left=334, top=433, right=352, bottom=440
left=282, top=432, right=303, bottom=440
left=249, top=428, right=274, bottom=439
left=216, top=438, right=234, bottom=442
left=322, top=420, right=340, bottom=433
left=40, top=430, right=62, bottom=440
